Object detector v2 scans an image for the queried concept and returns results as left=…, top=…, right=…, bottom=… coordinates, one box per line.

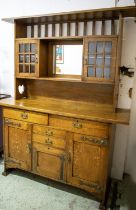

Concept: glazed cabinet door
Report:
left=83, top=36, right=117, bottom=83
left=4, top=118, right=32, bottom=171
left=67, top=133, right=109, bottom=198
left=32, top=142, right=67, bottom=182
left=15, top=39, right=39, bottom=78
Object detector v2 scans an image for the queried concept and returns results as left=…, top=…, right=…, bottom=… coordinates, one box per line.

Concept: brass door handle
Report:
left=35, top=54, right=38, bottom=63
left=73, top=121, right=82, bottom=129
left=21, top=113, right=28, bottom=119
left=45, top=138, right=53, bottom=145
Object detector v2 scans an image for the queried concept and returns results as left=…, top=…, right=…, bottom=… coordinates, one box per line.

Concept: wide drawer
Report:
left=32, top=133, right=66, bottom=150
left=3, top=108, right=48, bottom=125
left=49, top=115, right=109, bottom=138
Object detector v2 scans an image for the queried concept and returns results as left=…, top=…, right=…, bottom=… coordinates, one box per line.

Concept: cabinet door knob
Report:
left=21, top=113, right=28, bottom=119
left=73, top=121, right=82, bottom=129
left=35, top=54, right=38, bottom=63
left=45, top=138, right=53, bottom=145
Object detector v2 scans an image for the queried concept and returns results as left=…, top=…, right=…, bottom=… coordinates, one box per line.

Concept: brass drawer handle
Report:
left=45, top=138, right=53, bottom=145
left=73, top=121, right=82, bottom=129
left=45, top=130, right=53, bottom=136
left=21, top=113, right=28, bottom=119
left=81, top=136, right=108, bottom=146
left=5, top=119, right=21, bottom=127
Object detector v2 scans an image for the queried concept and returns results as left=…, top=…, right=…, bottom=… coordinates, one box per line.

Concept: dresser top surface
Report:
left=0, top=97, right=130, bottom=125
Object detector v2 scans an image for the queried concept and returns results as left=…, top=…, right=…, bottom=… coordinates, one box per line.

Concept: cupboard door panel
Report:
left=73, top=141, right=101, bottom=183
left=4, top=119, right=32, bottom=171
left=67, top=133, right=109, bottom=198
left=33, top=143, right=66, bottom=182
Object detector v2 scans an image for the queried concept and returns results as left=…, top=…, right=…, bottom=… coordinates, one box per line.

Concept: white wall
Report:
left=111, top=18, right=136, bottom=179
left=0, top=0, right=135, bottom=180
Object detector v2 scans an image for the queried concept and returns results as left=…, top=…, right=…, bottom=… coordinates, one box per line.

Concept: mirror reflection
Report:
left=55, top=45, right=83, bottom=76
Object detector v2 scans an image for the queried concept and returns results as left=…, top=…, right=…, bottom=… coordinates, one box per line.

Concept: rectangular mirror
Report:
left=54, top=44, right=83, bottom=77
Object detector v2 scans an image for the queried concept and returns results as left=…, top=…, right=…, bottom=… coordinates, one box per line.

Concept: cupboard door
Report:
left=32, top=142, right=67, bottom=182
left=67, top=133, right=109, bottom=198
left=4, top=118, right=32, bottom=171
left=16, top=39, right=39, bottom=78
left=83, top=36, right=117, bottom=83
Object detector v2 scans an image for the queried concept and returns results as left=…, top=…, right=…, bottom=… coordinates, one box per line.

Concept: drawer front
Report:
left=33, top=133, right=66, bottom=150
left=49, top=115, right=109, bottom=138
left=3, top=108, right=48, bottom=125
left=33, top=125, right=66, bottom=138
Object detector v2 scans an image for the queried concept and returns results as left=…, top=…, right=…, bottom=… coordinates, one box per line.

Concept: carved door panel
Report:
left=67, top=133, right=109, bottom=197
left=4, top=118, right=32, bottom=171
left=32, top=142, right=67, bottom=182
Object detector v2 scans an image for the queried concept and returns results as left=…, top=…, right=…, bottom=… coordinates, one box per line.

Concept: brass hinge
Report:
left=80, top=180, right=104, bottom=192
left=60, top=153, right=71, bottom=163
left=5, top=159, right=21, bottom=166
left=4, top=119, right=21, bottom=128
left=27, top=143, right=32, bottom=153
left=81, top=136, right=108, bottom=146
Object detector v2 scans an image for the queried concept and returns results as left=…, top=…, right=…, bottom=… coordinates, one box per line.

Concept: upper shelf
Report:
left=2, top=6, right=136, bottom=24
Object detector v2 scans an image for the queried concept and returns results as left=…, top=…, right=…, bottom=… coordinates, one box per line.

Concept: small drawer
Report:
left=32, top=133, right=66, bottom=150
left=3, top=108, right=48, bottom=125
left=74, top=133, right=109, bottom=147
left=49, top=115, right=109, bottom=138
left=33, top=125, right=66, bottom=139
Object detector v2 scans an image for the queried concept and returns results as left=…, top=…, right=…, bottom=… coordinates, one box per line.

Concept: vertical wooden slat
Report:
left=83, top=21, right=87, bottom=36
left=67, top=22, right=70, bottom=36
left=59, top=23, right=63, bottom=36
left=111, top=20, right=115, bottom=35
left=52, top=23, right=55, bottom=37
left=31, top=25, right=34, bottom=38
left=45, top=24, right=48, bottom=37
left=101, top=20, right=105, bottom=35
left=38, top=24, right=41, bottom=37
left=75, top=22, right=78, bottom=36
left=113, top=13, right=123, bottom=110
left=92, top=20, right=95, bottom=35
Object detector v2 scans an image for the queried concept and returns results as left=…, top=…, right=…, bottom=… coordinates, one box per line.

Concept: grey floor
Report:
left=0, top=157, right=99, bottom=210
left=117, top=175, right=136, bottom=210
